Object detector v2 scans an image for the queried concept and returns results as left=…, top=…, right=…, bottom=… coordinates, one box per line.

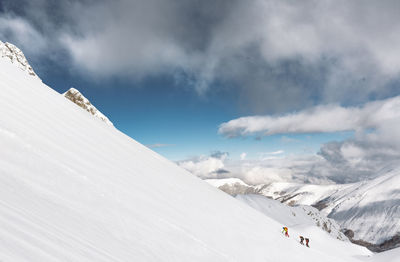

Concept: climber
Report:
left=300, top=236, right=304, bottom=245
left=282, top=227, right=289, bottom=237
left=305, top=238, right=310, bottom=247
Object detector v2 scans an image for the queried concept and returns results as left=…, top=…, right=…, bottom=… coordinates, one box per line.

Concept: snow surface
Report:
left=208, top=173, right=400, bottom=246
left=256, top=170, right=400, bottom=245
left=368, top=247, right=400, bottom=262
left=0, top=42, right=387, bottom=261
left=235, top=194, right=347, bottom=241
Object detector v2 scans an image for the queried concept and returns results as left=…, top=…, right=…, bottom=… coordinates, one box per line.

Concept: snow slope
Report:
left=257, top=170, right=400, bottom=248
left=207, top=170, right=400, bottom=250
left=234, top=194, right=371, bottom=260
left=235, top=194, right=347, bottom=241
left=369, top=247, right=400, bottom=262
left=0, top=43, right=374, bottom=261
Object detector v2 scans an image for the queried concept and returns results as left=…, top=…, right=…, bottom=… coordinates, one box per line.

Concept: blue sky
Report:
left=1, top=0, right=400, bottom=184
left=35, top=58, right=354, bottom=161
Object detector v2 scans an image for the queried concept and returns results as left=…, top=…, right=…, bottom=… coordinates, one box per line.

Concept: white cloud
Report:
left=219, top=96, right=400, bottom=137
left=218, top=95, right=400, bottom=184
left=177, top=152, right=229, bottom=179
left=240, top=152, right=247, bottom=160
left=268, top=150, right=284, bottom=155
left=177, top=150, right=335, bottom=185
left=0, top=15, right=46, bottom=53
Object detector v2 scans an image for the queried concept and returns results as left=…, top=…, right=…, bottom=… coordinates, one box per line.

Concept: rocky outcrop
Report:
left=0, top=41, right=36, bottom=77
left=63, top=88, right=113, bottom=126
left=345, top=230, right=400, bottom=252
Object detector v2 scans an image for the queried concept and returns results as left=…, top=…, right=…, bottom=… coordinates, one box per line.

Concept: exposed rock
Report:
left=63, top=88, right=113, bottom=126
left=345, top=231, right=400, bottom=252
left=311, top=198, right=331, bottom=211
left=344, top=229, right=355, bottom=239
left=0, top=41, right=36, bottom=77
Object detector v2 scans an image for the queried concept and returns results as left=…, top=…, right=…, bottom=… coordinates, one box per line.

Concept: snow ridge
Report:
left=0, top=41, right=36, bottom=77
left=63, top=88, right=113, bottom=126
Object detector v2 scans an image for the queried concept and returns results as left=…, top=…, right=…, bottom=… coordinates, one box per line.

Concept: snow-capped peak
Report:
left=0, top=41, right=36, bottom=77
left=63, top=88, right=113, bottom=126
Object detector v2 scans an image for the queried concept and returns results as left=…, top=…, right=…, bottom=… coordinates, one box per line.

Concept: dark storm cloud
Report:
left=1, top=0, right=400, bottom=113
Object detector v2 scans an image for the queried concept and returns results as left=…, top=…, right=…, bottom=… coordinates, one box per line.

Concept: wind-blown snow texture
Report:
left=0, top=42, right=390, bottom=261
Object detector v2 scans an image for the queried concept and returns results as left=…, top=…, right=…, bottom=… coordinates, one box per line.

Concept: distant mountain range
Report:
left=206, top=171, right=400, bottom=252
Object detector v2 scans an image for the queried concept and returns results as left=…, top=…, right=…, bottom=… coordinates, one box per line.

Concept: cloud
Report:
left=177, top=151, right=229, bottom=179
left=240, top=153, right=247, bottom=161
left=0, top=15, right=46, bottom=53
left=267, top=150, right=284, bottom=155
left=181, top=93, right=400, bottom=184
left=315, top=124, right=400, bottom=183
left=1, top=0, right=400, bottom=110
left=178, top=151, right=334, bottom=185
left=219, top=96, right=400, bottom=137
left=219, top=95, right=400, bottom=183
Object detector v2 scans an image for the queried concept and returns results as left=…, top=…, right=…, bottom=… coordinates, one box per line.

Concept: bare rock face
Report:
left=344, top=229, right=400, bottom=252
left=0, top=41, right=36, bottom=77
left=63, top=88, right=113, bottom=126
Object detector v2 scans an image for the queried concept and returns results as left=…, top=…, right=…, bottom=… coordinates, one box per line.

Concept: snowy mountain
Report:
left=207, top=172, right=400, bottom=252
left=236, top=194, right=348, bottom=241
left=63, top=88, right=113, bottom=126
left=206, top=178, right=260, bottom=195
left=0, top=41, right=37, bottom=77
left=2, top=41, right=396, bottom=261
left=206, top=179, right=347, bottom=240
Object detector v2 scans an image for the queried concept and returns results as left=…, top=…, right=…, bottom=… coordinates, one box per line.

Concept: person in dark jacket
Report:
left=305, top=238, right=310, bottom=247
left=300, top=236, right=304, bottom=245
